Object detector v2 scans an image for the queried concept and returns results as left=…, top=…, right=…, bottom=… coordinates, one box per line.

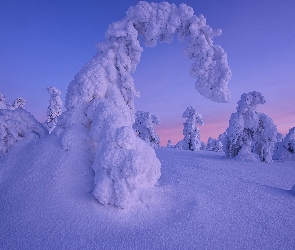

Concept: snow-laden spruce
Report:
left=133, top=111, right=160, bottom=148
left=220, top=91, right=278, bottom=163
left=57, top=1, right=231, bottom=207
left=0, top=108, right=48, bottom=154
left=44, top=87, right=62, bottom=133
left=206, top=137, right=222, bottom=152
left=176, top=106, right=204, bottom=151
left=273, top=127, right=295, bottom=161
left=167, top=139, right=173, bottom=148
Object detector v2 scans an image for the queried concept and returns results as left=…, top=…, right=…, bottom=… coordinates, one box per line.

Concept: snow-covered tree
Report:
left=200, top=141, right=206, bottom=150
left=0, top=109, right=48, bottom=154
left=0, top=93, right=8, bottom=109
left=133, top=111, right=160, bottom=148
left=56, top=1, right=231, bottom=208
left=220, top=91, right=278, bottom=163
left=11, top=97, right=26, bottom=109
left=167, top=140, right=173, bottom=148
left=206, top=137, right=222, bottom=152
left=176, top=106, right=204, bottom=151
left=44, top=87, right=62, bottom=133
left=273, top=127, right=295, bottom=161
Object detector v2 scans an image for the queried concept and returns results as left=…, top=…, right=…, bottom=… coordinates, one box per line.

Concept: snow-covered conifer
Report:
left=0, top=109, right=48, bottom=154
left=200, top=141, right=206, bottom=150
left=0, top=93, right=8, bottom=109
left=44, top=87, right=62, bottom=133
left=273, top=127, right=295, bottom=161
left=220, top=91, right=278, bottom=163
left=133, top=111, right=160, bottom=148
left=167, top=140, right=173, bottom=148
left=176, top=106, right=204, bottom=151
left=206, top=137, right=222, bottom=152
left=11, top=97, right=26, bottom=109
left=56, top=1, right=231, bottom=208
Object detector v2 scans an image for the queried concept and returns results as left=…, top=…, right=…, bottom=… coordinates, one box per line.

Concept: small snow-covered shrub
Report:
left=273, top=127, right=295, bottom=161
left=0, top=109, right=48, bottom=154
left=220, top=91, right=278, bottom=163
left=11, top=97, right=26, bottom=110
left=0, top=93, right=9, bottom=109
left=206, top=137, right=222, bottom=152
left=133, top=111, right=160, bottom=148
left=167, top=140, right=173, bottom=148
left=176, top=106, right=204, bottom=151
left=44, top=87, right=62, bottom=133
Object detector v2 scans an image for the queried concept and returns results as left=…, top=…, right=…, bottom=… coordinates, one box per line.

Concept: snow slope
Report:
left=0, top=135, right=295, bottom=249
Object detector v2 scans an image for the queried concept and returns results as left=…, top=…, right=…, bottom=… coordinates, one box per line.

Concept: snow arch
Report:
left=59, top=1, right=231, bottom=208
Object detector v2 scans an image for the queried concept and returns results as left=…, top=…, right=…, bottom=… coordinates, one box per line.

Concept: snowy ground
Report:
left=1, top=134, right=295, bottom=249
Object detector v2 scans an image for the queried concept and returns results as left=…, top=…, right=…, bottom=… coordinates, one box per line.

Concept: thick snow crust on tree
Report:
left=273, top=127, right=295, bottom=161
left=57, top=1, right=231, bottom=207
left=44, top=87, right=62, bottom=133
left=206, top=137, right=222, bottom=152
left=220, top=91, right=278, bottom=163
left=176, top=106, right=204, bottom=151
left=0, top=109, right=48, bottom=154
left=133, top=111, right=160, bottom=148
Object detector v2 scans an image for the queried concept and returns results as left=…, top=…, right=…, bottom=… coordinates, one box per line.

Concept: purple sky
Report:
left=1, top=0, right=294, bottom=145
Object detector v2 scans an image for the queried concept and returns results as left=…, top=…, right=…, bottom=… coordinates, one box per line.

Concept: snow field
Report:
left=1, top=136, right=294, bottom=249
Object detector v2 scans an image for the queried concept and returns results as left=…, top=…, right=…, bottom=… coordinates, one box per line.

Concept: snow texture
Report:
left=57, top=1, right=231, bottom=207
left=206, top=137, right=222, bottom=152
left=1, top=140, right=295, bottom=249
left=176, top=106, right=204, bottom=151
left=0, top=109, right=48, bottom=154
left=273, top=127, right=295, bottom=161
left=44, top=87, right=62, bottom=133
left=133, top=111, right=160, bottom=148
left=220, top=91, right=278, bottom=163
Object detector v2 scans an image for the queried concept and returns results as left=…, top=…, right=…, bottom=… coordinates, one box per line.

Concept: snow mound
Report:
left=1, top=144, right=295, bottom=249
left=0, top=109, right=48, bottom=154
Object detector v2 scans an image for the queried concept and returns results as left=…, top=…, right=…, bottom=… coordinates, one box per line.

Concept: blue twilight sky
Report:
left=0, top=0, right=294, bottom=145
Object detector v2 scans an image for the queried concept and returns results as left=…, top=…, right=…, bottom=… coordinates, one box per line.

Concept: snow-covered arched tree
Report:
left=57, top=1, right=231, bottom=208
left=220, top=91, right=278, bottom=163
left=273, top=127, right=295, bottom=161
left=176, top=106, right=204, bottom=151
left=44, top=87, right=62, bottom=133
left=133, top=111, right=160, bottom=148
